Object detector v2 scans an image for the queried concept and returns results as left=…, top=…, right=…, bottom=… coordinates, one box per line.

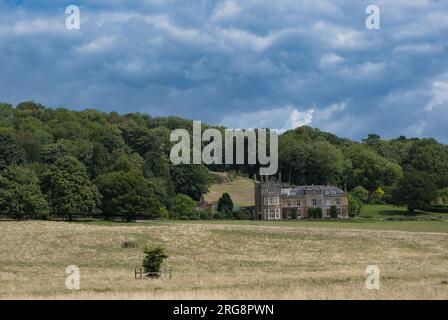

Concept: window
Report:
left=297, top=209, right=302, bottom=217
left=287, top=201, right=291, bottom=207
left=266, top=187, right=276, bottom=194
left=326, top=199, right=331, bottom=206
left=265, top=197, right=279, bottom=205
left=312, top=199, right=317, bottom=206
left=336, top=198, right=341, bottom=205
left=297, top=200, right=301, bottom=207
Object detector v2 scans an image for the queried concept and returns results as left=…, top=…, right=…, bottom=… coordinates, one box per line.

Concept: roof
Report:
left=281, top=185, right=345, bottom=196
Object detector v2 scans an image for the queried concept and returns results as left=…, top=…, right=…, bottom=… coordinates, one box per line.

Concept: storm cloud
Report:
left=1, top=0, right=448, bottom=141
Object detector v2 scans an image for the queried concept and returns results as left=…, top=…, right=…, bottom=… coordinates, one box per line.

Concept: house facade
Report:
left=254, top=176, right=348, bottom=220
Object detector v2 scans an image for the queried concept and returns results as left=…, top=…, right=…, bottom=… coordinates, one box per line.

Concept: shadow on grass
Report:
left=377, top=209, right=414, bottom=217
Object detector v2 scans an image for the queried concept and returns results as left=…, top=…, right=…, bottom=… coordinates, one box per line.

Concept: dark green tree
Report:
left=350, top=186, right=369, bottom=203
left=96, top=171, right=162, bottom=221
left=391, top=170, right=437, bottom=213
left=170, top=164, right=209, bottom=201
left=403, top=139, right=448, bottom=188
left=170, top=194, right=197, bottom=220
left=0, top=128, right=25, bottom=169
left=0, top=165, right=49, bottom=220
left=217, top=193, right=234, bottom=215
left=43, top=156, right=101, bottom=220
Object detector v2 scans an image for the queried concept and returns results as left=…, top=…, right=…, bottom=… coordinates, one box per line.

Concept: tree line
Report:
left=1, top=101, right=447, bottom=220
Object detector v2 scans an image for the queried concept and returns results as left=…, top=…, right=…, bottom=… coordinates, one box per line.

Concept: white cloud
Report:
left=393, top=43, right=443, bottom=55
left=320, top=53, right=344, bottom=68
left=0, top=17, right=64, bottom=36
left=339, top=62, right=386, bottom=80
left=212, top=0, right=241, bottom=21
left=424, top=79, right=448, bottom=112
left=314, top=103, right=346, bottom=121
left=77, top=36, right=117, bottom=54
left=220, top=103, right=346, bottom=132
left=312, top=21, right=366, bottom=49
left=289, top=108, right=315, bottom=130
left=220, top=105, right=314, bottom=131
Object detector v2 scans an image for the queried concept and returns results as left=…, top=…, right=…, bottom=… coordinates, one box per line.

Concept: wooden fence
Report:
left=134, top=267, right=172, bottom=280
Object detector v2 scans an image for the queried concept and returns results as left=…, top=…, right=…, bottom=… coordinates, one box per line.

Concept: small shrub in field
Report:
left=143, top=246, right=168, bottom=278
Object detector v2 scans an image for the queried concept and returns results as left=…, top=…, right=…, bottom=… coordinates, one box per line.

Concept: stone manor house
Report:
left=254, top=175, right=349, bottom=220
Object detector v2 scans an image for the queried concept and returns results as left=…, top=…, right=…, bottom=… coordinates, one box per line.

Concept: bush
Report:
left=213, top=212, right=225, bottom=220
left=225, top=211, right=234, bottom=220
left=370, top=187, right=386, bottom=204
left=435, top=188, right=448, bottom=205
left=421, top=204, right=448, bottom=213
left=142, top=246, right=168, bottom=278
left=291, top=208, right=298, bottom=219
left=236, top=208, right=252, bottom=220
left=170, top=194, right=197, bottom=219
left=350, top=186, right=369, bottom=203
left=199, top=210, right=213, bottom=220
left=159, top=207, right=169, bottom=219
left=330, top=205, right=338, bottom=218
left=348, top=194, right=362, bottom=217
left=308, top=207, right=322, bottom=219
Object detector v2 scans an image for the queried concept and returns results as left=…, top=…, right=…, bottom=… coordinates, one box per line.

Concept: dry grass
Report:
left=204, top=174, right=254, bottom=207
left=1, top=221, right=448, bottom=300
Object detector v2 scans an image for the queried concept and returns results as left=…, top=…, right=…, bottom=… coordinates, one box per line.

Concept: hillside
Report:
left=1, top=101, right=448, bottom=220
left=204, top=172, right=254, bottom=207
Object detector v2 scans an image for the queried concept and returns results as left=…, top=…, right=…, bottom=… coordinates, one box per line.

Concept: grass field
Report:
left=1, top=206, right=448, bottom=300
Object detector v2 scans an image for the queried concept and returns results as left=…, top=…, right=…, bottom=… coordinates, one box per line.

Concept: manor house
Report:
left=254, top=175, right=348, bottom=220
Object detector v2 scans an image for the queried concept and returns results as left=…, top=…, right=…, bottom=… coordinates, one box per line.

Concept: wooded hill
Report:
left=1, top=101, right=448, bottom=220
